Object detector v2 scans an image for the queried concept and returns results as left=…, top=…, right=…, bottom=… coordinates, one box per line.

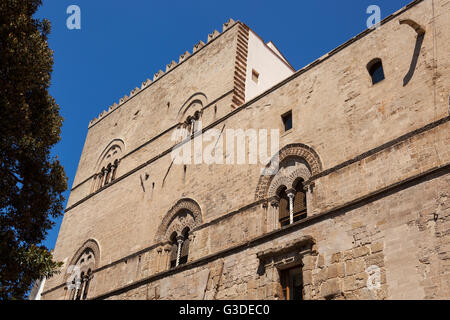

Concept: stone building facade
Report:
left=41, top=0, right=450, bottom=300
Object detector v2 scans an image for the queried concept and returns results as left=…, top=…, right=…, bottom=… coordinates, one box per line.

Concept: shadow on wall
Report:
left=403, top=32, right=425, bottom=87
left=399, top=18, right=426, bottom=87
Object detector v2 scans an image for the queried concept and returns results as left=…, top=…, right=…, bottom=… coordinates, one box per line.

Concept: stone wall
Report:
left=41, top=0, right=450, bottom=300
left=62, top=169, right=448, bottom=300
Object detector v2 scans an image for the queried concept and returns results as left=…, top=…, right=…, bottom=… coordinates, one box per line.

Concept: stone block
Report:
left=371, top=242, right=384, bottom=253
left=320, top=278, right=342, bottom=299
left=353, top=246, right=370, bottom=258
left=346, top=259, right=365, bottom=276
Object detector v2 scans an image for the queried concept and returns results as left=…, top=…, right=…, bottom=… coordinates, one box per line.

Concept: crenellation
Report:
left=99, top=110, right=107, bottom=119
left=130, top=87, right=140, bottom=97
left=179, top=51, right=190, bottom=63
left=207, top=30, right=220, bottom=43
left=141, top=79, right=152, bottom=89
left=166, top=60, right=177, bottom=72
left=88, top=18, right=237, bottom=128
left=119, top=95, right=128, bottom=104
left=223, top=18, right=235, bottom=32
left=153, top=70, right=164, bottom=81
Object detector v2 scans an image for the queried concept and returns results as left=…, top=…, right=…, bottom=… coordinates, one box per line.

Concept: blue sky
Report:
left=35, top=0, right=412, bottom=251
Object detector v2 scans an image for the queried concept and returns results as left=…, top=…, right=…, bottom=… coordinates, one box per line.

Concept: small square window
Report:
left=252, top=69, right=259, bottom=83
left=282, top=111, right=292, bottom=132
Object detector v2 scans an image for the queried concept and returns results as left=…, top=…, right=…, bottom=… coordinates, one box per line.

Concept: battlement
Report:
left=88, top=18, right=237, bottom=128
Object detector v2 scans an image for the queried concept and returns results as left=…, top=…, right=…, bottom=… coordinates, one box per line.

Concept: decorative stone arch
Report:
left=91, top=139, right=125, bottom=193
left=255, top=143, right=322, bottom=201
left=267, top=175, right=291, bottom=200
left=155, top=198, right=202, bottom=243
left=176, top=92, right=208, bottom=124
left=64, top=239, right=100, bottom=300
left=95, top=138, right=125, bottom=173
left=67, top=239, right=101, bottom=272
left=267, top=166, right=312, bottom=199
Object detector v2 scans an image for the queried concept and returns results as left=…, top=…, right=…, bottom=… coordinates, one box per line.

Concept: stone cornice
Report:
left=256, top=236, right=316, bottom=263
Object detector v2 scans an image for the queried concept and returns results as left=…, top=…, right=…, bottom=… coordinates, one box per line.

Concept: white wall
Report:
left=245, top=30, right=295, bottom=101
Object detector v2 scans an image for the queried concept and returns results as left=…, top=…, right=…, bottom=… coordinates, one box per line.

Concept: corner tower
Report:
left=42, top=19, right=294, bottom=300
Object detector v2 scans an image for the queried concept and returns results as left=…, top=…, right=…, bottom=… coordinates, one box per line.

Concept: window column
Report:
left=287, top=189, right=296, bottom=225
left=175, top=235, right=184, bottom=267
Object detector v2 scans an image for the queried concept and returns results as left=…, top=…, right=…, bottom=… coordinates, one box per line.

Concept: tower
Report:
left=41, top=0, right=450, bottom=300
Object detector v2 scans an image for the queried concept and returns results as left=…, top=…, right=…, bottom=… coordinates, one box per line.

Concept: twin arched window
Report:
left=278, top=179, right=307, bottom=227
left=174, top=110, right=203, bottom=143
left=92, top=141, right=124, bottom=193
left=265, top=155, right=313, bottom=230
left=92, top=159, right=119, bottom=192
left=70, top=269, right=92, bottom=300
left=67, top=248, right=96, bottom=300
left=155, top=199, right=202, bottom=272
left=169, top=227, right=190, bottom=269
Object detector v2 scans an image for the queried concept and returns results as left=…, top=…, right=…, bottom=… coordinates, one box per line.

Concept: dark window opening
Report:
left=82, top=269, right=91, bottom=300
left=169, top=228, right=190, bottom=269
left=169, top=233, right=178, bottom=269
left=282, top=111, right=292, bottom=132
left=278, top=180, right=307, bottom=227
left=280, top=267, right=303, bottom=300
left=252, top=69, right=259, bottom=83
left=292, top=179, right=307, bottom=223
left=75, top=272, right=84, bottom=300
left=278, top=187, right=290, bottom=227
left=179, top=228, right=190, bottom=266
left=367, top=59, right=385, bottom=85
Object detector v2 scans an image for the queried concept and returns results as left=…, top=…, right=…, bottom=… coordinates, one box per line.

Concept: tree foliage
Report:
left=0, top=0, right=67, bottom=299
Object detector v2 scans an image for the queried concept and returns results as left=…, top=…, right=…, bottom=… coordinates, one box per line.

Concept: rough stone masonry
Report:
left=40, top=0, right=449, bottom=300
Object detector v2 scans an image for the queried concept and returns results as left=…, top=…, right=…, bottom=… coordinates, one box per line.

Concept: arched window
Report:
left=277, top=181, right=307, bottom=227
left=92, top=140, right=124, bottom=193
left=68, top=250, right=94, bottom=300
left=66, top=240, right=99, bottom=300
left=293, top=179, right=307, bottom=223
left=265, top=157, right=313, bottom=229
left=82, top=269, right=92, bottom=300
left=181, top=110, right=202, bottom=137
left=169, top=228, right=191, bottom=269
left=75, top=271, right=84, bottom=300
left=367, top=58, right=385, bottom=85
left=278, top=187, right=290, bottom=227
left=169, top=232, right=178, bottom=269
left=155, top=199, right=202, bottom=271
left=179, top=228, right=190, bottom=266
left=104, top=163, right=112, bottom=186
